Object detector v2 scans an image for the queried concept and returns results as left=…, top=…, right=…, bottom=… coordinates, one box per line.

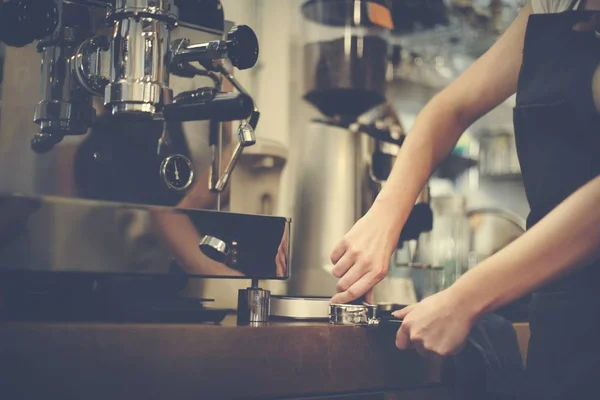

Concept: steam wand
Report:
left=208, top=62, right=260, bottom=196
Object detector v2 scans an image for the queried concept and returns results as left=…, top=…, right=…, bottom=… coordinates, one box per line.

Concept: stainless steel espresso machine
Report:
left=0, top=0, right=289, bottom=324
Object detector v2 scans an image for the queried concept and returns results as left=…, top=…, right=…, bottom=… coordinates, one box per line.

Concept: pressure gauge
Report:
left=160, top=154, right=194, bottom=191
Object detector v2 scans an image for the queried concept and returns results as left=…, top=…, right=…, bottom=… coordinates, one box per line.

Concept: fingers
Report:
left=413, top=342, right=436, bottom=358
left=331, top=251, right=355, bottom=278
left=364, top=288, right=374, bottom=304
left=330, top=240, right=347, bottom=265
left=392, top=304, right=416, bottom=320
left=395, top=322, right=411, bottom=350
left=395, top=321, right=430, bottom=357
left=275, top=251, right=285, bottom=277
left=335, top=262, right=368, bottom=293
left=331, top=273, right=376, bottom=304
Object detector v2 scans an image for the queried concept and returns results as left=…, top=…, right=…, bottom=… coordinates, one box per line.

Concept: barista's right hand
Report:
left=330, top=208, right=402, bottom=304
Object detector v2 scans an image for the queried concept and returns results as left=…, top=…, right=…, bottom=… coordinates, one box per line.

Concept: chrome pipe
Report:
left=104, top=0, right=178, bottom=116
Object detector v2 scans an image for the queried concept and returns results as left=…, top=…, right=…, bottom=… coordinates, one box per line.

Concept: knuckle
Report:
left=373, top=267, right=387, bottom=280
left=411, top=332, right=423, bottom=343
left=346, top=247, right=359, bottom=259
left=347, top=288, right=360, bottom=299
left=340, top=238, right=351, bottom=249
left=335, top=281, right=348, bottom=292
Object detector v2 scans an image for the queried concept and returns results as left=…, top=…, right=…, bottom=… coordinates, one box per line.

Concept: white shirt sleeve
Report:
left=530, top=0, right=549, bottom=13
left=530, top=0, right=577, bottom=13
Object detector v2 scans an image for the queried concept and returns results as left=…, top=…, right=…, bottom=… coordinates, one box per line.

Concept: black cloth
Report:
left=523, top=291, right=600, bottom=400
left=512, top=3, right=600, bottom=399
left=443, top=313, right=525, bottom=400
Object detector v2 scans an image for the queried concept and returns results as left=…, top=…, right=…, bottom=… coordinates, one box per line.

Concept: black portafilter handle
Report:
left=375, top=316, right=403, bottom=329
left=398, top=203, right=434, bottom=245
left=163, top=89, right=255, bottom=123
left=354, top=123, right=405, bottom=146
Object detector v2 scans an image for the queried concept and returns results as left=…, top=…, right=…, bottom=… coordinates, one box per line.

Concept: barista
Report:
left=330, top=0, right=600, bottom=397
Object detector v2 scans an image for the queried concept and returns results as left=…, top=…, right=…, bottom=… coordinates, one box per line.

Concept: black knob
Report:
left=398, top=203, right=434, bottom=245
left=0, top=0, right=58, bottom=47
left=31, top=132, right=63, bottom=154
left=227, top=25, right=259, bottom=70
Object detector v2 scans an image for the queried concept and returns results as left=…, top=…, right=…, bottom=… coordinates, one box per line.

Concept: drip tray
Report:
left=269, top=296, right=331, bottom=320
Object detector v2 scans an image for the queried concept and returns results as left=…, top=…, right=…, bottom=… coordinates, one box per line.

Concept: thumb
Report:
left=392, top=304, right=416, bottom=319
left=395, top=322, right=411, bottom=350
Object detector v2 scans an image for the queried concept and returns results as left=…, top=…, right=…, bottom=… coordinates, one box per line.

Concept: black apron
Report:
left=513, top=1, right=600, bottom=398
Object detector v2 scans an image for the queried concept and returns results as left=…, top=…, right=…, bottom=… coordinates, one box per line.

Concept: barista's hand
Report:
left=330, top=208, right=401, bottom=304
left=392, top=288, right=476, bottom=357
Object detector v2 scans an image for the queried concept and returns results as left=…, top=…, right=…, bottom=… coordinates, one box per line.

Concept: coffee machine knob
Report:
left=199, top=235, right=229, bottom=263
left=31, top=132, right=62, bottom=154
left=0, top=0, right=59, bottom=47
left=226, top=25, right=259, bottom=70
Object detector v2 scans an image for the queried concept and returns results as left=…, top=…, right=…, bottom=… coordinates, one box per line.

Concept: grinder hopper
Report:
left=301, top=0, right=393, bottom=121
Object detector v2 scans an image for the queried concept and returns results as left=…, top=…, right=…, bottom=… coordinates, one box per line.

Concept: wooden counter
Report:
left=0, top=315, right=450, bottom=400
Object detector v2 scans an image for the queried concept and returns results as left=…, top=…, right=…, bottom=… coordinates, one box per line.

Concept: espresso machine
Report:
left=0, top=0, right=289, bottom=324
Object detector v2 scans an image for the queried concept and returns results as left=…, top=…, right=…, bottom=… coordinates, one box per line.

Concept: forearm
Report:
left=452, top=176, right=600, bottom=319
left=373, top=3, right=529, bottom=231
left=373, top=94, right=469, bottom=226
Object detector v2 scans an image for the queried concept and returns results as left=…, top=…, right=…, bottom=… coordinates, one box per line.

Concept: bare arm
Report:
left=330, top=3, right=533, bottom=304
left=373, top=2, right=531, bottom=230
left=395, top=175, right=600, bottom=356
left=455, top=176, right=600, bottom=318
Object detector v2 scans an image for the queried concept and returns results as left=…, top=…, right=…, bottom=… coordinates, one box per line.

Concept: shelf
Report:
left=480, top=172, right=523, bottom=181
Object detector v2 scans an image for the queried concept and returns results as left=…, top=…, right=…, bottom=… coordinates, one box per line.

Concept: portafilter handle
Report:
left=367, top=316, right=403, bottom=329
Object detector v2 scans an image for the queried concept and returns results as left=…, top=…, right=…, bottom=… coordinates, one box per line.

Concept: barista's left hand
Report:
left=392, top=288, right=476, bottom=357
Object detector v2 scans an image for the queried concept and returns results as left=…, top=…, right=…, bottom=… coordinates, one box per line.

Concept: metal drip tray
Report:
left=269, top=295, right=331, bottom=320
left=0, top=193, right=290, bottom=280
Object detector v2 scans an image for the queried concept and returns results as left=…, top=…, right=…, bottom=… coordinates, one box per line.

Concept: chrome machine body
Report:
left=0, top=0, right=286, bottom=323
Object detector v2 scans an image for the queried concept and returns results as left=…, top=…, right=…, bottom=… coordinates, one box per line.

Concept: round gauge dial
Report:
left=160, top=154, right=194, bottom=191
